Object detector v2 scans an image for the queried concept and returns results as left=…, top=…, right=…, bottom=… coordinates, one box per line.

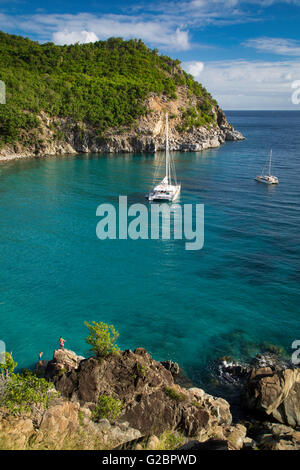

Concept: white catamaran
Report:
left=147, top=113, right=181, bottom=202
left=255, top=149, right=279, bottom=185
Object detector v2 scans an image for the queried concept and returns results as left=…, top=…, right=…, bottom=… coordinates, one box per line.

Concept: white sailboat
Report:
left=147, top=113, right=181, bottom=202
left=255, top=149, right=278, bottom=185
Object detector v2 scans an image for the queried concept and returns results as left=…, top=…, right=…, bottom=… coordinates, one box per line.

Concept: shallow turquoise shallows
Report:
left=1, top=111, right=300, bottom=389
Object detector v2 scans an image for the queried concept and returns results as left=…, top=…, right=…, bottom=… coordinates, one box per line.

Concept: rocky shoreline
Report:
left=1, top=346, right=299, bottom=451
left=0, top=88, right=244, bottom=162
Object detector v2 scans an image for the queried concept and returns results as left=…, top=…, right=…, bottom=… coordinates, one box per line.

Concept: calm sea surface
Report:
left=1, top=111, right=299, bottom=388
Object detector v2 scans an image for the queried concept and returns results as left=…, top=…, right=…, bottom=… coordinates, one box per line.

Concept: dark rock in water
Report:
left=213, top=351, right=292, bottom=389
left=249, top=352, right=289, bottom=370
left=210, top=352, right=299, bottom=425
left=178, top=439, right=230, bottom=451
left=34, top=359, right=48, bottom=376
left=160, top=360, right=180, bottom=376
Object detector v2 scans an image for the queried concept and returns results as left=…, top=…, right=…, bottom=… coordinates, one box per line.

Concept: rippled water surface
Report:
left=1, top=111, right=299, bottom=386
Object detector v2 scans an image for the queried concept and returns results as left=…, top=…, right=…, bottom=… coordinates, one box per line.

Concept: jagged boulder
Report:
left=177, top=423, right=247, bottom=451
left=245, top=367, right=300, bottom=427
left=160, top=360, right=180, bottom=376
left=39, top=399, right=80, bottom=441
left=0, top=397, right=141, bottom=450
left=45, top=349, right=84, bottom=379
left=51, top=348, right=232, bottom=438
left=251, top=422, right=300, bottom=451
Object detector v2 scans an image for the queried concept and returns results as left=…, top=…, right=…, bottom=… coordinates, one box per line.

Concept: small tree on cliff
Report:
left=0, top=352, right=17, bottom=377
left=84, top=321, right=120, bottom=358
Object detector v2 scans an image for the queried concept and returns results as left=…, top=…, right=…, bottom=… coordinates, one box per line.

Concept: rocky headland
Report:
left=0, top=87, right=244, bottom=162
left=1, top=346, right=299, bottom=451
left=0, top=33, right=245, bottom=162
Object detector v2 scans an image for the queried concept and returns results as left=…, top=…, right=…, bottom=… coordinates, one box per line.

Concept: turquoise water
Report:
left=1, top=111, right=300, bottom=387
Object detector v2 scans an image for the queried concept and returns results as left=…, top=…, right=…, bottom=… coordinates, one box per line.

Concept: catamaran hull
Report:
left=255, top=176, right=278, bottom=184
left=146, top=189, right=180, bottom=202
left=147, top=186, right=181, bottom=202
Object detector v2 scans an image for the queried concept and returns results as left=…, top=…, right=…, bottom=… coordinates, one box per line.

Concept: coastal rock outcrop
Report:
left=249, top=422, right=300, bottom=451
left=0, top=87, right=244, bottom=161
left=45, top=349, right=84, bottom=379
left=0, top=397, right=141, bottom=450
left=245, top=367, right=300, bottom=427
left=48, top=347, right=232, bottom=439
left=3, top=346, right=300, bottom=450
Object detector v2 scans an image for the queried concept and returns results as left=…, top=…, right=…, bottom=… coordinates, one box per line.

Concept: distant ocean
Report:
left=1, top=111, right=299, bottom=390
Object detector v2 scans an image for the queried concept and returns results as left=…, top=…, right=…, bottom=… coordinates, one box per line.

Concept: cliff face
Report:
left=0, top=86, right=244, bottom=161
left=1, top=348, right=299, bottom=450
left=0, top=348, right=247, bottom=450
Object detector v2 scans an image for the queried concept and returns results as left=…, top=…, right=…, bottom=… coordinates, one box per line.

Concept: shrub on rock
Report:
left=84, top=321, right=120, bottom=358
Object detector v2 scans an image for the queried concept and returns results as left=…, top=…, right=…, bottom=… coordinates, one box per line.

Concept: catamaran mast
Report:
left=165, top=113, right=169, bottom=183
left=269, top=149, right=272, bottom=177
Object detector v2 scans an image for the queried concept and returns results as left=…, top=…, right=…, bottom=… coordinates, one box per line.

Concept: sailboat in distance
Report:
left=147, top=113, right=181, bottom=202
left=255, top=149, right=279, bottom=184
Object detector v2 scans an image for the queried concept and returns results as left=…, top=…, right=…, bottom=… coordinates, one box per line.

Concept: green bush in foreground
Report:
left=92, top=395, right=123, bottom=422
left=0, top=370, right=57, bottom=415
left=0, top=352, right=17, bottom=376
left=84, top=321, right=120, bottom=358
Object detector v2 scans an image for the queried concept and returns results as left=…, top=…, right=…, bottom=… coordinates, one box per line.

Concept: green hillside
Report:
left=0, top=31, right=217, bottom=147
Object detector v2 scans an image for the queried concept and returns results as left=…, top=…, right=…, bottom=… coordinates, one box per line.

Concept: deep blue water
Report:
left=1, top=111, right=299, bottom=389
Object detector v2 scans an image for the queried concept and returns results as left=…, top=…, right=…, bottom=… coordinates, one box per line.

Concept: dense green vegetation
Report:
left=0, top=353, right=56, bottom=414
left=0, top=31, right=217, bottom=147
left=0, top=352, right=17, bottom=375
left=177, top=101, right=216, bottom=132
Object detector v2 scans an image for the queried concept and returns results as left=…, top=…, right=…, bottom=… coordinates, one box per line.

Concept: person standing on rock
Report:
left=38, top=351, right=43, bottom=365
left=59, top=336, right=66, bottom=349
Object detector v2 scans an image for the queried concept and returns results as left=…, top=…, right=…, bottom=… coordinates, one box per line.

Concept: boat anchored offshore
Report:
left=147, top=113, right=181, bottom=202
left=255, top=149, right=278, bottom=185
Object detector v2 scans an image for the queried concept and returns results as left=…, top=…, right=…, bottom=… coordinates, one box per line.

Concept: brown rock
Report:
left=39, top=399, right=80, bottom=442
left=45, top=348, right=84, bottom=379
left=254, top=422, right=300, bottom=451
left=51, top=349, right=232, bottom=439
left=245, top=368, right=300, bottom=427
left=0, top=414, right=34, bottom=449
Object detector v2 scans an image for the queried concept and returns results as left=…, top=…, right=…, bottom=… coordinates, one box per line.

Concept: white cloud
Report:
left=52, top=30, right=99, bottom=45
left=0, top=12, right=190, bottom=50
left=185, top=61, right=204, bottom=76
left=0, top=2, right=299, bottom=50
left=183, top=59, right=300, bottom=109
left=145, top=0, right=300, bottom=28
left=244, top=37, right=300, bottom=56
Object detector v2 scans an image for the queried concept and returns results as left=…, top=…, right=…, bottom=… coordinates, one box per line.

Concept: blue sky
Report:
left=1, top=0, right=300, bottom=109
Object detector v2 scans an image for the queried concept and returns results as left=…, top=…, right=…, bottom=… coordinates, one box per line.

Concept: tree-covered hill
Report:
left=0, top=31, right=217, bottom=147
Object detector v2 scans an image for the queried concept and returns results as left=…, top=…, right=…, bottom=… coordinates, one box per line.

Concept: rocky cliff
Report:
left=1, top=347, right=300, bottom=450
left=0, top=87, right=244, bottom=161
